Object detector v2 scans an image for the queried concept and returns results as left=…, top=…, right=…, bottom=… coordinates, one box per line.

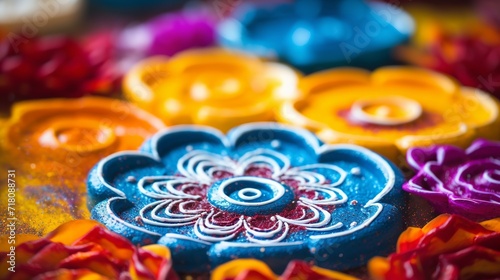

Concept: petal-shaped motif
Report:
left=0, top=34, right=121, bottom=103
left=277, top=67, right=500, bottom=163
left=123, top=49, right=300, bottom=132
left=368, top=214, right=500, bottom=280
left=211, top=259, right=358, bottom=280
left=0, top=220, right=178, bottom=280
left=217, top=0, right=413, bottom=73
left=120, top=10, right=216, bottom=57
left=0, top=97, right=165, bottom=235
left=88, top=122, right=404, bottom=273
left=404, top=139, right=500, bottom=220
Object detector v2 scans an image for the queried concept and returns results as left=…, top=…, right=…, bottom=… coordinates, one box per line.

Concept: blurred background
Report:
left=1, top=0, right=499, bottom=114
left=1, top=1, right=499, bottom=277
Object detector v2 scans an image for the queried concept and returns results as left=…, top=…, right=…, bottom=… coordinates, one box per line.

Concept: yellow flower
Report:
left=277, top=67, right=500, bottom=162
left=123, top=48, right=300, bottom=132
left=0, top=97, right=165, bottom=235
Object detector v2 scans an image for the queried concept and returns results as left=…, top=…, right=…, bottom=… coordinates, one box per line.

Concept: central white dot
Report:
left=218, top=176, right=286, bottom=207
left=238, top=188, right=262, bottom=201
left=271, top=140, right=281, bottom=148
left=350, top=167, right=361, bottom=176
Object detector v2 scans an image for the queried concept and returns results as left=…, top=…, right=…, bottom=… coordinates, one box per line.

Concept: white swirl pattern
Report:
left=137, top=149, right=349, bottom=244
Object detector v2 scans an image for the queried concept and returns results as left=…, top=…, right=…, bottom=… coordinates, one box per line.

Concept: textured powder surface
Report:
left=0, top=98, right=165, bottom=235
left=88, top=123, right=406, bottom=273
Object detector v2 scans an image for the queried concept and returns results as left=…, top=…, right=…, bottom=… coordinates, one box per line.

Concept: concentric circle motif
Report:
left=350, top=96, right=423, bottom=126
left=88, top=124, right=402, bottom=273
left=39, top=119, right=117, bottom=152
left=208, top=176, right=294, bottom=215
left=238, top=188, right=262, bottom=201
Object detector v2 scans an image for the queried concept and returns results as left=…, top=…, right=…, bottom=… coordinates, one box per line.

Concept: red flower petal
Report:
left=369, top=215, right=500, bottom=280
left=436, top=246, right=500, bottom=279
left=72, top=226, right=135, bottom=261
left=32, top=268, right=108, bottom=280
left=131, top=247, right=178, bottom=280
left=29, top=243, right=94, bottom=271
left=58, top=250, right=124, bottom=279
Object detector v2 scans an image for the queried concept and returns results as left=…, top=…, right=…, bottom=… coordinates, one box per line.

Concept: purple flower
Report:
left=119, top=11, right=216, bottom=57
left=404, top=139, right=500, bottom=221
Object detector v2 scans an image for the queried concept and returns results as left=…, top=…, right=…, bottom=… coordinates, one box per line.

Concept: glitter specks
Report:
left=126, top=176, right=137, bottom=183
left=350, top=167, right=361, bottom=176
left=271, top=140, right=281, bottom=148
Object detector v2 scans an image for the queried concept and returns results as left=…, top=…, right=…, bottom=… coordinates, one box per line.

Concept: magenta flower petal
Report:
left=404, top=139, right=500, bottom=220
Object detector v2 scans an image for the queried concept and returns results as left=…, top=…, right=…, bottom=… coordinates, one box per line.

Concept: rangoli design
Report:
left=87, top=123, right=404, bottom=273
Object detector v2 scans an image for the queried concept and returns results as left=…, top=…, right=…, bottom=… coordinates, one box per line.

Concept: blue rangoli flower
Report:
left=87, top=123, right=404, bottom=273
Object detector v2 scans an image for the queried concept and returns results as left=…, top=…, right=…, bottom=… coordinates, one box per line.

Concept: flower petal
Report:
left=46, top=220, right=102, bottom=245
left=32, top=268, right=108, bottom=280
left=404, top=139, right=500, bottom=221
left=0, top=220, right=175, bottom=280
left=211, top=259, right=277, bottom=280
left=58, top=251, right=123, bottom=279
left=281, top=261, right=358, bottom=280
left=466, top=138, right=500, bottom=159
left=227, top=123, right=321, bottom=166
left=130, top=247, right=177, bottom=280
left=88, top=152, right=164, bottom=208
left=435, top=245, right=500, bottom=279
left=30, top=243, right=94, bottom=271
left=369, top=214, right=500, bottom=280
left=72, top=226, right=135, bottom=261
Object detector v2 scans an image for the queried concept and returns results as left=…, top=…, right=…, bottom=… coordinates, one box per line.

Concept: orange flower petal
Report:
left=282, top=261, right=358, bottom=280
left=58, top=251, right=123, bottom=279
left=420, top=214, right=451, bottom=234
left=15, top=238, right=53, bottom=264
left=436, top=246, right=500, bottom=279
left=0, top=97, right=165, bottom=235
left=130, top=248, right=178, bottom=280
left=369, top=214, right=500, bottom=280
left=396, top=227, right=425, bottom=253
left=141, top=245, right=171, bottom=260
left=367, top=257, right=391, bottom=280
left=72, top=226, right=135, bottom=261
left=211, top=259, right=276, bottom=280
left=0, top=220, right=176, bottom=280
left=480, top=218, right=500, bottom=232
left=29, top=243, right=93, bottom=271
left=211, top=259, right=357, bottom=280
left=134, top=245, right=175, bottom=280
left=46, top=220, right=102, bottom=245
left=34, top=268, right=110, bottom=280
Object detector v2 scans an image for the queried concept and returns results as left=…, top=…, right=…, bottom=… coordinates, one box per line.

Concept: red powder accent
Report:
left=244, top=166, right=274, bottom=178
left=167, top=164, right=336, bottom=235
left=210, top=211, right=242, bottom=227
left=245, top=216, right=278, bottom=229
left=246, top=214, right=308, bottom=232
left=282, top=179, right=300, bottom=190
left=182, top=184, right=209, bottom=198
left=212, top=170, right=234, bottom=181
